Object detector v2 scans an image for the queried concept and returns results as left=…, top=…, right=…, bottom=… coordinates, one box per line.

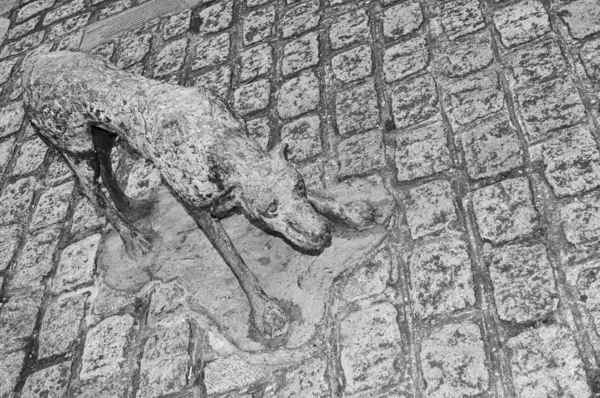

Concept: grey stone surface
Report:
left=20, top=361, right=71, bottom=398
left=493, top=0, right=550, bottom=48
left=30, top=180, right=74, bottom=231
left=383, top=36, right=428, bottom=83
left=329, top=8, right=369, bottom=50
left=234, top=78, right=270, bottom=116
left=396, top=122, right=451, bottom=181
left=53, top=234, right=102, bottom=293
left=0, top=351, right=25, bottom=396
left=439, top=0, right=485, bottom=40
left=580, top=38, right=600, bottom=82
left=198, top=0, right=233, bottom=34
left=0, top=177, right=36, bottom=226
left=153, top=38, right=187, bottom=78
left=243, top=5, right=275, bottom=46
left=17, top=0, right=55, bottom=23
left=558, top=0, right=600, bottom=40
left=341, top=247, right=392, bottom=302
left=0, top=224, right=20, bottom=272
left=38, top=294, right=86, bottom=359
left=9, top=227, right=60, bottom=291
left=246, top=117, right=270, bottom=150
left=335, top=81, right=379, bottom=136
left=0, top=101, right=24, bottom=138
left=561, top=191, right=600, bottom=247
left=281, top=32, right=319, bottom=77
left=383, top=2, right=423, bottom=40
left=0, top=30, right=45, bottom=58
left=281, top=115, right=322, bottom=162
left=391, top=75, right=438, bottom=128
left=507, top=39, right=567, bottom=86
left=277, top=70, right=320, bottom=119
left=331, top=44, right=372, bottom=83
left=193, top=33, right=230, bottom=71
left=239, top=42, right=272, bottom=81
left=280, top=0, right=320, bottom=39
left=204, top=355, right=267, bottom=395
left=12, top=138, right=47, bottom=175
left=337, top=129, right=385, bottom=177
left=437, top=32, right=493, bottom=78
left=405, top=179, right=458, bottom=239
left=162, top=9, right=190, bottom=40
left=7, top=16, right=40, bottom=40
left=0, top=288, right=43, bottom=353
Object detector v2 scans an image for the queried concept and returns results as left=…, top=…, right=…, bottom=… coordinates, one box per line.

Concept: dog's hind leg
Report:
left=91, top=126, right=153, bottom=221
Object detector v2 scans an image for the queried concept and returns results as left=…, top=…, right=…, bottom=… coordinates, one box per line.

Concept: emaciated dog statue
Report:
left=22, top=51, right=375, bottom=340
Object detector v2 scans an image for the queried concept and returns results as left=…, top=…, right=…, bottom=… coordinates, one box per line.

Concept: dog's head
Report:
left=220, top=144, right=331, bottom=251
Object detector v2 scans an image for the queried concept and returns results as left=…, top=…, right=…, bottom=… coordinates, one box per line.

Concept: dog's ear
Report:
left=270, top=142, right=290, bottom=162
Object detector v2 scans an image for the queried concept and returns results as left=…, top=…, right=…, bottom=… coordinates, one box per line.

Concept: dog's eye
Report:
left=296, top=181, right=306, bottom=196
left=266, top=201, right=278, bottom=216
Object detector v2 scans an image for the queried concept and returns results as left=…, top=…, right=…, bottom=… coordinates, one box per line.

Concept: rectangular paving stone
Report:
left=264, top=357, right=329, bottom=398
left=0, top=177, right=36, bottom=226
left=281, top=115, right=322, bottom=162
left=116, top=26, right=154, bottom=69
left=90, top=42, right=115, bottom=62
left=198, top=0, right=233, bottom=34
left=383, top=2, right=423, bottom=40
left=234, top=79, right=271, bottom=116
left=383, top=36, right=428, bottom=83
left=331, top=44, right=373, bottom=83
left=580, top=38, right=600, bottom=83
left=420, top=323, right=489, bottom=397
left=53, top=234, right=102, bottom=293
left=0, top=224, right=21, bottom=272
left=162, top=9, right=191, bottom=40
left=204, top=355, right=268, bottom=395
left=506, top=39, right=567, bottom=86
left=409, top=239, right=475, bottom=319
left=0, top=288, right=44, bottom=353
left=391, top=75, right=439, bottom=128
left=97, top=0, right=134, bottom=21
left=47, top=12, right=91, bottom=41
left=38, top=293, right=86, bottom=359
left=20, top=361, right=71, bottom=398
left=543, top=126, right=600, bottom=197
left=280, top=0, right=320, bottom=39
left=395, top=122, right=452, bottom=182
left=153, top=38, right=188, bottom=78
left=486, top=244, right=558, bottom=324
left=17, top=0, right=55, bottom=23
left=329, top=8, right=369, bottom=50
left=298, top=161, right=325, bottom=190
left=0, top=136, right=16, bottom=174
left=442, top=72, right=505, bottom=129
left=558, top=0, right=600, bottom=40
left=43, top=0, right=85, bottom=25
left=192, top=33, right=230, bottom=71
left=243, top=5, right=275, bottom=46
left=0, top=30, right=44, bottom=58
left=281, top=32, right=319, bottom=77
left=561, top=190, right=600, bottom=247
left=246, top=117, right=270, bottom=150
left=9, top=227, right=60, bottom=292
left=439, top=0, right=485, bottom=40
left=0, top=59, right=17, bottom=86
left=0, top=351, right=25, bottom=396
left=7, top=16, right=40, bottom=40
left=507, top=325, right=592, bottom=397
left=239, top=42, right=271, bottom=81
left=0, top=101, right=24, bottom=138
left=277, top=70, right=320, bottom=119
left=340, top=303, right=403, bottom=395
left=335, top=81, right=379, bottom=136
left=460, top=116, right=523, bottom=180
left=194, top=65, right=231, bottom=98
left=30, top=180, right=75, bottom=232
left=472, top=177, right=539, bottom=244
left=12, top=138, right=48, bottom=176
left=341, top=248, right=392, bottom=302
left=574, top=264, right=600, bottom=336
left=137, top=322, right=190, bottom=398
left=405, top=179, right=458, bottom=240
left=517, top=78, right=586, bottom=143
left=493, top=0, right=550, bottom=48
left=337, top=129, right=385, bottom=178
left=70, top=196, right=106, bottom=236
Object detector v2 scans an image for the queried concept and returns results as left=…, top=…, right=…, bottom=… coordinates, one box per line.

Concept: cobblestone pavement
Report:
left=2, top=0, right=600, bottom=396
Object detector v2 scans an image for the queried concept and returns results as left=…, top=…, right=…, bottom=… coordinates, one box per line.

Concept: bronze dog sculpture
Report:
left=22, top=51, right=375, bottom=340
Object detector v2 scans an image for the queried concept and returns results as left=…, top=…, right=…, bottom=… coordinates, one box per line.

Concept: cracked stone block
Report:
left=335, top=81, right=378, bottom=136
left=517, top=79, right=586, bottom=143
left=243, top=5, right=275, bottom=46
left=90, top=42, right=115, bottom=61
left=329, top=8, right=369, bottom=50
left=405, top=180, right=458, bottom=239
left=332, top=44, right=372, bottom=83
left=561, top=191, right=600, bottom=247
left=53, top=234, right=102, bottom=293
left=391, top=75, right=438, bottom=128
left=0, top=30, right=45, bottom=58
left=246, top=117, right=270, bottom=150
left=38, top=294, right=86, bottom=359
left=543, top=127, right=600, bottom=197
left=43, top=0, right=84, bottom=25
left=0, top=351, right=25, bottom=396
left=162, top=9, right=190, bottom=40
left=137, top=322, right=190, bottom=398
left=421, top=323, right=489, bottom=397
left=0, top=59, right=17, bottom=85
left=409, top=239, right=475, bottom=318
left=460, top=117, right=523, bottom=180
left=154, top=38, right=188, bottom=78
left=340, top=303, right=402, bottom=395
left=493, top=0, right=550, bottom=48
left=298, top=162, right=325, bottom=190
left=486, top=244, right=558, bottom=323
left=280, top=0, right=320, bottom=39
left=17, top=0, right=55, bottom=22
left=192, top=33, right=230, bottom=71
left=442, top=72, right=505, bottom=129
left=439, top=0, right=485, bottom=40
left=281, top=32, right=319, bottom=76
left=383, top=2, right=423, bottom=40
left=580, top=38, right=600, bottom=83
left=507, top=40, right=567, bottom=86
left=396, top=122, right=451, bottom=181
left=234, top=79, right=270, bottom=116
left=558, top=0, right=600, bottom=40
left=239, top=42, right=272, bottom=81
left=383, top=36, right=428, bottom=83
left=20, top=361, right=71, bottom=398
left=437, top=32, right=493, bottom=78
left=0, top=101, right=24, bottom=138
left=116, top=30, right=153, bottom=69
left=338, top=129, right=385, bottom=177
left=281, top=115, right=322, bottom=162
left=47, top=12, right=90, bottom=41
left=204, top=355, right=267, bottom=396
left=10, top=227, right=59, bottom=291
left=472, top=177, right=538, bottom=244
left=198, top=0, right=233, bottom=34
left=30, top=180, right=74, bottom=231
left=508, top=325, right=592, bottom=397
left=277, top=70, right=320, bottom=119
left=80, top=315, right=135, bottom=380
left=0, top=136, right=15, bottom=173
left=70, top=196, right=106, bottom=236
left=265, top=357, right=328, bottom=398
left=0, top=177, right=36, bottom=226
left=7, top=16, right=40, bottom=40
left=93, top=283, right=138, bottom=317
left=0, top=224, right=20, bottom=271
left=0, top=289, right=44, bottom=353
left=341, top=248, right=392, bottom=302
left=96, top=0, right=132, bottom=21
left=194, top=65, right=231, bottom=98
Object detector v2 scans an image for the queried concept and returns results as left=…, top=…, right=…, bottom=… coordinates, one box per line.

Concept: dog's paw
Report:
left=252, top=300, right=289, bottom=340
left=123, top=230, right=153, bottom=259
left=342, top=200, right=376, bottom=228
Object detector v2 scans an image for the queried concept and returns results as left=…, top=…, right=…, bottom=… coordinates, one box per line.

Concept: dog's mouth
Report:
left=284, top=221, right=331, bottom=251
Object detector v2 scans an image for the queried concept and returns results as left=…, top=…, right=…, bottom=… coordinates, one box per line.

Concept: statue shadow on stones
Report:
left=97, top=177, right=395, bottom=352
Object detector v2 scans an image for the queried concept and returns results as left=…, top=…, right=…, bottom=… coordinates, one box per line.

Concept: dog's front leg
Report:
left=307, top=190, right=376, bottom=229
left=187, top=206, right=289, bottom=340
